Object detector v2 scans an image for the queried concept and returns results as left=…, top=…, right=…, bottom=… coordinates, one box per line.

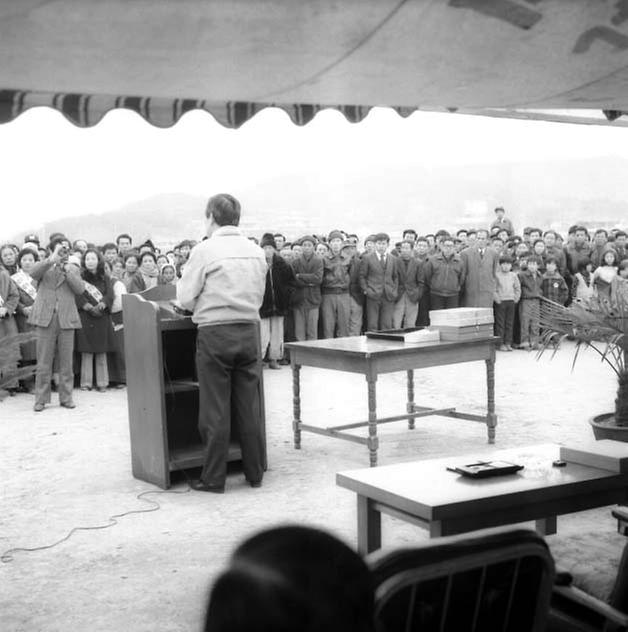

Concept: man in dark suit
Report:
left=29, top=236, right=85, bottom=412
left=393, top=240, right=421, bottom=328
left=359, top=232, right=399, bottom=331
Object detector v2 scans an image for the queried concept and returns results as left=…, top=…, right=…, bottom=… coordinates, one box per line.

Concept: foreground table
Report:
left=285, top=335, right=499, bottom=467
left=337, top=444, right=628, bottom=553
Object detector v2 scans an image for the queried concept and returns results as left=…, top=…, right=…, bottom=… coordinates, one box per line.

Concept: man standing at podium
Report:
left=177, top=194, right=267, bottom=493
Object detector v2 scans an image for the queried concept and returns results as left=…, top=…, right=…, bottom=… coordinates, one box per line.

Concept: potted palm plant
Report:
left=0, top=331, right=37, bottom=399
left=539, top=295, right=628, bottom=441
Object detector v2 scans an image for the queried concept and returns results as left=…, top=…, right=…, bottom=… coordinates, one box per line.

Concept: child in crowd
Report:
left=159, top=263, right=177, bottom=285
left=493, top=255, right=521, bottom=351
left=572, top=258, right=594, bottom=303
left=592, top=248, right=618, bottom=303
left=541, top=257, right=569, bottom=305
left=611, top=259, right=628, bottom=309
left=518, top=255, right=543, bottom=350
left=513, top=244, right=530, bottom=272
left=532, top=239, right=547, bottom=272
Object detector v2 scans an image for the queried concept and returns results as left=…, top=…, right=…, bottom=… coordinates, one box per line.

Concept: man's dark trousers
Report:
left=196, top=322, right=264, bottom=488
left=429, top=293, right=459, bottom=310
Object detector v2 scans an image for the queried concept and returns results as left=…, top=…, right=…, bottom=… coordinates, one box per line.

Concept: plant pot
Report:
left=590, top=413, right=628, bottom=442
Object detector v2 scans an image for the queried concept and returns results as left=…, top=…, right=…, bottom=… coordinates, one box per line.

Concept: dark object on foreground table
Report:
left=204, top=525, right=375, bottom=632
left=368, top=528, right=555, bottom=632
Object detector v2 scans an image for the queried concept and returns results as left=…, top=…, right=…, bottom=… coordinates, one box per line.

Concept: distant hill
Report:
left=25, top=156, right=628, bottom=246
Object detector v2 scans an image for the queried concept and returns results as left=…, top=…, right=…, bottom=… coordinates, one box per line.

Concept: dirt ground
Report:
left=0, top=342, right=620, bottom=631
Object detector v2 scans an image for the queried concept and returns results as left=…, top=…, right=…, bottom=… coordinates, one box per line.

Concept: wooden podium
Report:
left=122, top=285, right=266, bottom=489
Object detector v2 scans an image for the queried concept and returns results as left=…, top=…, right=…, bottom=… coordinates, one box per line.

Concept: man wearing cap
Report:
left=359, top=232, right=399, bottom=331
left=178, top=194, right=267, bottom=493
left=291, top=235, right=323, bottom=341
left=24, top=234, right=40, bottom=249
left=321, top=230, right=352, bottom=338
left=490, top=206, right=514, bottom=236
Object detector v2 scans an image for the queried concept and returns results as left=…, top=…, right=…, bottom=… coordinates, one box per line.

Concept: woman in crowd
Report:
left=13, top=248, right=39, bottom=392
left=572, top=258, right=594, bottom=303
left=75, top=249, right=115, bottom=391
left=1, top=244, right=18, bottom=275
left=107, top=261, right=127, bottom=388
left=122, top=252, right=140, bottom=289
left=0, top=264, right=20, bottom=395
left=592, top=247, right=618, bottom=302
left=127, top=251, right=159, bottom=293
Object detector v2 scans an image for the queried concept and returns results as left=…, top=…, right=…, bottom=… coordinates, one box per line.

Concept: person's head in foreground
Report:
left=204, top=525, right=375, bottom=632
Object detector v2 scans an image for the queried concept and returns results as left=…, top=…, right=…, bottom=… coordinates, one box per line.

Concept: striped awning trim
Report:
left=0, top=89, right=417, bottom=128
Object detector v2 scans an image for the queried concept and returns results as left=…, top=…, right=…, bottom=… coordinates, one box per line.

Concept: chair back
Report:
left=368, top=529, right=555, bottom=632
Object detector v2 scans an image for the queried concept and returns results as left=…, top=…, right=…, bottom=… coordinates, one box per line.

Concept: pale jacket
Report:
left=29, top=258, right=84, bottom=329
left=177, top=226, right=266, bottom=326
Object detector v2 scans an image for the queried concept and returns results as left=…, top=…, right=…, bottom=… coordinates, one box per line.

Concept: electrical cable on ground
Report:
left=1, top=486, right=191, bottom=564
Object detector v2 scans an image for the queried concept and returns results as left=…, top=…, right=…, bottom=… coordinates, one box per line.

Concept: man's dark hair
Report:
left=494, top=206, right=505, bottom=213
left=206, top=194, right=241, bottom=226
left=616, top=230, right=627, bottom=239
left=101, top=242, right=117, bottom=253
left=48, top=235, right=68, bottom=252
left=205, top=526, right=375, bottom=632
left=116, top=233, right=132, bottom=245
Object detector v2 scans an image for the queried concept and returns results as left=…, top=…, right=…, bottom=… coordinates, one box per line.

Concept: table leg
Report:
left=429, top=521, right=443, bottom=538
left=485, top=357, right=497, bottom=444
left=536, top=516, right=557, bottom=535
left=407, top=369, right=415, bottom=429
left=357, top=495, right=382, bottom=554
left=367, top=376, right=379, bottom=467
left=292, top=363, right=302, bottom=449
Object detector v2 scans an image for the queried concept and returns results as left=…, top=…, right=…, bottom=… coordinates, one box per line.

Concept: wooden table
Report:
left=285, top=335, right=499, bottom=467
left=336, top=444, right=628, bottom=553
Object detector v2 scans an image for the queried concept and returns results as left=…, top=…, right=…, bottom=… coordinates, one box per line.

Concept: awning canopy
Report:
left=2, top=1, right=628, bottom=128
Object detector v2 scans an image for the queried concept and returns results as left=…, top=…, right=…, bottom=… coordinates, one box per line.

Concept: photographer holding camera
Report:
left=29, top=235, right=85, bottom=412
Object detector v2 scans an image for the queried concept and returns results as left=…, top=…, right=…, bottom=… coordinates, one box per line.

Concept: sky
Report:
left=2, top=105, right=628, bottom=239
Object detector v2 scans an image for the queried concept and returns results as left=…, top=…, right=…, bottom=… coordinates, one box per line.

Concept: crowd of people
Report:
left=1, top=205, right=627, bottom=406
